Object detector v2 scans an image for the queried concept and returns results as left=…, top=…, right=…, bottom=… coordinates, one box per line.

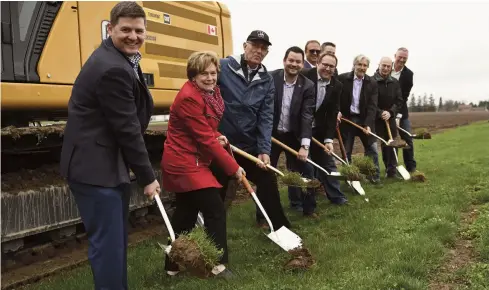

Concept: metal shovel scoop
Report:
left=392, top=148, right=411, bottom=180
left=241, top=176, right=303, bottom=251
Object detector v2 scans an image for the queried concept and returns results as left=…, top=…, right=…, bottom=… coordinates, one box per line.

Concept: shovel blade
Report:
left=397, top=165, right=411, bottom=180
left=327, top=171, right=347, bottom=181
left=266, top=226, right=303, bottom=252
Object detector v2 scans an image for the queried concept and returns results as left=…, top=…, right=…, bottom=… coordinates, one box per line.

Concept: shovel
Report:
left=385, top=120, right=410, bottom=149
left=271, top=137, right=346, bottom=181
left=385, top=122, right=411, bottom=180
left=154, top=193, right=176, bottom=254
left=335, top=127, right=367, bottom=198
left=229, top=144, right=316, bottom=186
left=241, top=175, right=303, bottom=251
left=340, top=117, right=390, bottom=146
left=397, top=125, right=416, bottom=138
left=311, top=137, right=367, bottom=201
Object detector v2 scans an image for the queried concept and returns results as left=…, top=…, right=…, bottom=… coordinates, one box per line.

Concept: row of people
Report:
left=60, top=2, right=417, bottom=287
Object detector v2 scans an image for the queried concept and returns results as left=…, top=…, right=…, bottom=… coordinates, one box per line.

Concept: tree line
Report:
left=408, top=94, right=489, bottom=112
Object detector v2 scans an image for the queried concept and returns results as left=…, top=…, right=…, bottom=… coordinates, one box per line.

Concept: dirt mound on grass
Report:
left=284, top=246, right=315, bottom=271
left=411, top=171, right=427, bottom=182
left=168, top=237, right=214, bottom=278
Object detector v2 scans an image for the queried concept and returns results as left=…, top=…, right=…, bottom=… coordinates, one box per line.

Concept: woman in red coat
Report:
left=161, top=51, right=245, bottom=278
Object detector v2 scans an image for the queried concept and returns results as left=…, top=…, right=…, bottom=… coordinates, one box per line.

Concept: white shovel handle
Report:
left=155, top=194, right=176, bottom=242
left=397, top=125, right=414, bottom=137
left=241, top=177, right=275, bottom=233
left=311, top=137, right=348, bottom=165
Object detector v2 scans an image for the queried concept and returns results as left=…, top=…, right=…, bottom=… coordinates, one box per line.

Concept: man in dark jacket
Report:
left=373, top=57, right=404, bottom=177
left=337, top=54, right=381, bottom=183
left=303, top=53, right=348, bottom=205
left=59, top=2, right=159, bottom=289
left=269, top=46, right=316, bottom=216
left=391, top=47, right=416, bottom=172
left=217, top=30, right=291, bottom=230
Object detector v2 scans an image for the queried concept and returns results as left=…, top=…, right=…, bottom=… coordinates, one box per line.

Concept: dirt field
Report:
left=409, top=111, right=489, bottom=132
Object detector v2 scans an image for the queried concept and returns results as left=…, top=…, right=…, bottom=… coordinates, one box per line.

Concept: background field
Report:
left=18, top=118, right=489, bottom=290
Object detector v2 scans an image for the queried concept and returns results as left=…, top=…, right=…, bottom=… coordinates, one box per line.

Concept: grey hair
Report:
left=397, top=47, right=409, bottom=53
left=353, top=54, right=370, bottom=66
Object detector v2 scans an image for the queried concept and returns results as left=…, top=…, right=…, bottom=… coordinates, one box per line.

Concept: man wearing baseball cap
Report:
left=213, top=30, right=292, bottom=233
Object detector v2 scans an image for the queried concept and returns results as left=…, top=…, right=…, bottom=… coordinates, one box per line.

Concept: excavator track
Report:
left=0, top=123, right=175, bottom=289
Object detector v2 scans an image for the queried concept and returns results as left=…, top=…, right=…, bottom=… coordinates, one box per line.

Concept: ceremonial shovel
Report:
left=271, top=137, right=346, bottom=181
left=311, top=137, right=367, bottom=201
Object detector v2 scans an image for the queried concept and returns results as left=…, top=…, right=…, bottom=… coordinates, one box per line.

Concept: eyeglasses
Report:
left=320, top=63, right=335, bottom=69
left=308, top=49, right=320, bottom=55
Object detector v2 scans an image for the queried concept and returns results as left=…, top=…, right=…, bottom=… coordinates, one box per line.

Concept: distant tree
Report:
left=429, top=94, right=436, bottom=112
left=438, top=97, right=443, bottom=111
left=417, top=95, right=422, bottom=112
left=469, top=102, right=474, bottom=107
left=478, top=100, right=489, bottom=108
left=409, top=94, right=416, bottom=110
left=444, top=99, right=455, bottom=111
left=422, top=93, right=428, bottom=111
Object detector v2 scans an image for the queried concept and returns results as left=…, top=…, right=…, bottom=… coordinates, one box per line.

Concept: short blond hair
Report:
left=187, top=51, right=220, bottom=80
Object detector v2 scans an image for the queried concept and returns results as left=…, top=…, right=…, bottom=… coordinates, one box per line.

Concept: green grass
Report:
left=22, top=122, right=489, bottom=290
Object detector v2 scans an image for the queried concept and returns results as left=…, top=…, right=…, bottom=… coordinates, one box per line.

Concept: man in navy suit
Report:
left=60, top=2, right=159, bottom=289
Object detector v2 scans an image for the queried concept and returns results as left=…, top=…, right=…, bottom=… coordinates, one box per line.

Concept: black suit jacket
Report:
left=270, top=69, right=315, bottom=141
left=337, top=71, right=378, bottom=130
left=60, top=37, right=155, bottom=188
left=396, top=65, right=414, bottom=119
left=302, top=67, right=342, bottom=141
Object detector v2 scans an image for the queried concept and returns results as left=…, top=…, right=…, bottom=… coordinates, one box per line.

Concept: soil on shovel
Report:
left=389, top=138, right=409, bottom=148
left=283, top=246, right=315, bottom=271
left=168, top=237, right=214, bottom=278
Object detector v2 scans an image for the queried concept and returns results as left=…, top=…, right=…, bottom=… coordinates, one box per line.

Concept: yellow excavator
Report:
left=1, top=0, right=233, bottom=264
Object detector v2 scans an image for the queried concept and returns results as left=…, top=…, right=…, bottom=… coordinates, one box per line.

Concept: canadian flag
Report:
left=207, top=25, right=217, bottom=36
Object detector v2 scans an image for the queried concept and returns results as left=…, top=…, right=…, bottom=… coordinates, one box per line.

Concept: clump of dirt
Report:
left=280, top=171, right=321, bottom=189
left=352, top=155, right=377, bottom=179
left=411, top=171, right=427, bottom=182
left=167, top=226, right=223, bottom=278
left=284, top=246, right=315, bottom=271
left=338, top=164, right=365, bottom=181
left=390, top=138, right=410, bottom=149
left=414, top=132, right=432, bottom=139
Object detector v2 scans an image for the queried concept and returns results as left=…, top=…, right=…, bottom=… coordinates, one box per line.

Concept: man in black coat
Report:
left=391, top=47, right=416, bottom=172
left=337, top=54, right=381, bottom=183
left=373, top=57, right=404, bottom=177
left=268, top=46, right=317, bottom=216
left=303, top=53, right=348, bottom=206
left=59, top=2, right=159, bottom=289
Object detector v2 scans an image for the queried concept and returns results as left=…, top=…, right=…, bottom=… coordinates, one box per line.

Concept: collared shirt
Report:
left=126, top=51, right=142, bottom=80
left=313, top=73, right=333, bottom=144
left=277, top=76, right=296, bottom=133
left=277, top=75, right=311, bottom=147
left=391, top=63, right=403, bottom=80
left=350, top=75, right=363, bottom=114
left=305, top=59, right=316, bottom=68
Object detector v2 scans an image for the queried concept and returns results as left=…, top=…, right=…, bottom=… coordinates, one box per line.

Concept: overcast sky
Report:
left=221, top=0, right=489, bottom=104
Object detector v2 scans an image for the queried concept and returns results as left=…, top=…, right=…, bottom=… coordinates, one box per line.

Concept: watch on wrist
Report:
left=302, top=145, right=309, bottom=150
